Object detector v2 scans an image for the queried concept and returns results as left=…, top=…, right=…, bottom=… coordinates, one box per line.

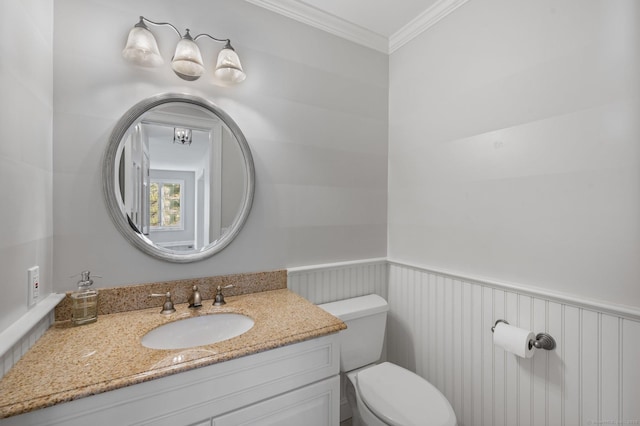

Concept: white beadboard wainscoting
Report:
left=0, top=294, right=64, bottom=380
left=387, top=261, right=640, bottom=426
left=287, top=258, right=388, bottom=304
left=0, top=314, right=52, bottom=380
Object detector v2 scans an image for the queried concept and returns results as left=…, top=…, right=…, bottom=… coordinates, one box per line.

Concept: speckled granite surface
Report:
left=0, top=288, right=345, bottom=419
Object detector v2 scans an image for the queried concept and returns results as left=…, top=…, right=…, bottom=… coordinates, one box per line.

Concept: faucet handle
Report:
left=150, top=291, right=176, bottom=314
left=188, top=285, right=202, bottom=308
left=213, top=285, right=233, bottom=306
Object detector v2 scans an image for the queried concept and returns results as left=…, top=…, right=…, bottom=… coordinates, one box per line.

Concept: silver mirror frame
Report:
left=102, top=93, right=255, bottom=263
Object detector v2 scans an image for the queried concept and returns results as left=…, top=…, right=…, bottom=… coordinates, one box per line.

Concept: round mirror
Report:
left=102, top=93, right=255, bottom=263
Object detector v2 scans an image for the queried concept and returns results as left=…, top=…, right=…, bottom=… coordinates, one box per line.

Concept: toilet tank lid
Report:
left=318, top=294, right=388, bottom=321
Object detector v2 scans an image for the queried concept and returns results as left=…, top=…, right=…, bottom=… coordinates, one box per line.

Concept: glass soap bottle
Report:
left=71, top=271, right=98, bottom=326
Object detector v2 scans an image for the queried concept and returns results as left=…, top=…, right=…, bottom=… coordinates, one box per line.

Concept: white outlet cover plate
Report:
left=28, top=266, right=39, bottom=307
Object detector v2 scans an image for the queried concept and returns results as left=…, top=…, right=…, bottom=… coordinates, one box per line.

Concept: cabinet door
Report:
left=213, top=376, right=339, bottom=426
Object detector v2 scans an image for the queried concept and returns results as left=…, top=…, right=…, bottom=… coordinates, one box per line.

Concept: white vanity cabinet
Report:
left=0, top=334, right=340, bottom=426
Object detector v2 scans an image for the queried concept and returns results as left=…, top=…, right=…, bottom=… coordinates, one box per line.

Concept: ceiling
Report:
left=245, top=0, right=469, bottom=53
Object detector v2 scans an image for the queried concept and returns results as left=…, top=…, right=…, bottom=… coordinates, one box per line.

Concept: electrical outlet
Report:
left=28, top=266, right=39, bottom=307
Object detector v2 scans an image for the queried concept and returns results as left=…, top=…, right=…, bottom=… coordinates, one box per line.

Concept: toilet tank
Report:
left=319, top=294, right=388, bottom=372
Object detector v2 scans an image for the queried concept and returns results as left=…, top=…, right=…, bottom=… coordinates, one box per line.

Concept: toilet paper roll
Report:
left=493, top=322, right=536, bottom=358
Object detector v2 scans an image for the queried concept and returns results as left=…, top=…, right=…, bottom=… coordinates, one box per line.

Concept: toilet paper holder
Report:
left=491, top=319, right=556, bottom=350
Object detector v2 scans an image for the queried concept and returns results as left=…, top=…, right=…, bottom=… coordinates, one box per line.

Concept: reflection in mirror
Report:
left=103, top=94, right=254, bottom=263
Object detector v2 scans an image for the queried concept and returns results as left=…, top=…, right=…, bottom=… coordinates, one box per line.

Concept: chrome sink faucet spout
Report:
left=189, top=285, right=202, bottom=308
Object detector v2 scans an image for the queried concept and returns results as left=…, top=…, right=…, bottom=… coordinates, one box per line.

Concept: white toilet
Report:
left=319, top=294, right=457, bottom=426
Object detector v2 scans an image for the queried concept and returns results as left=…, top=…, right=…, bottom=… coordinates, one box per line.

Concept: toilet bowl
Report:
left=347, top=363, right=456, bottom=426
left=319, top=295, right=457, bottom=426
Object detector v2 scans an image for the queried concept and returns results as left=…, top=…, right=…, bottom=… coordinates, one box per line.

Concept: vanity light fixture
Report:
left=122, top=16, right=246, bottom=84
left=173, top=128, right=192, bottom=145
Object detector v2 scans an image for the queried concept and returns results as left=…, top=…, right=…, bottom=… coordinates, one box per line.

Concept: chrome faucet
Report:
left=150, top=291, right=176, bottom=314
left=188, top=285, right=203, bottom=308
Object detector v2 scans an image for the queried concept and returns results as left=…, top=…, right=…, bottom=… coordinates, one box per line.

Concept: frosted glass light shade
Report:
left=214, top=47, right=246, bottom=84
left=171, top=36, right=205, bottom=81
left=122, top=26, right=164, bottom=67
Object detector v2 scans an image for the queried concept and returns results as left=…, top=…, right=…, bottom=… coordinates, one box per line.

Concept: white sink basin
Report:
left=141, top=313, right=254, bottom=350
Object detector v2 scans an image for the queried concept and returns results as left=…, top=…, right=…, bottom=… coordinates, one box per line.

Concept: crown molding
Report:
left=245, top=0, right=389, bottom=53
left=389, top=0, right=470, bottom=53
left=245, top=0, right=469, bottom=55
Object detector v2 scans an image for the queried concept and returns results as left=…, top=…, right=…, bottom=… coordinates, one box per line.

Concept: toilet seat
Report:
left=355, top=362, right=456, bottom=426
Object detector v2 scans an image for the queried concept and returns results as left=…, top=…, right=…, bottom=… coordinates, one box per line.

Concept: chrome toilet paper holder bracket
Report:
left=491, top=319, right=556, bottom=351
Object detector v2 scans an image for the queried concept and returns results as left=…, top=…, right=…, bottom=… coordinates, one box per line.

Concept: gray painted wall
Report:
left=388, top=0, right=640, bottom=308
left=51, top=0, right=388, bottom=292
left=0, top=0, right=54, bottom=332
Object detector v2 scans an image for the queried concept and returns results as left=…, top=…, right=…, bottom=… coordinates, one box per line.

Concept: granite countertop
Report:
left=0, top=289, right=345, bottom=419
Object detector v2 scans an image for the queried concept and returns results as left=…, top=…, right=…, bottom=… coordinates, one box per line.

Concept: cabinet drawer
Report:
left=213, top=376, right=340, bottom=426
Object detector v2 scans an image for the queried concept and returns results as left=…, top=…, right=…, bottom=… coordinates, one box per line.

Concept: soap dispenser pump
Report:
left=70, top=271, right=99, bottom=326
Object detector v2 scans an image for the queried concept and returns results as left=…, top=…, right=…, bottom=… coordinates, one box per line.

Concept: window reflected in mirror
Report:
left=149, top=180, right=183, bottom=230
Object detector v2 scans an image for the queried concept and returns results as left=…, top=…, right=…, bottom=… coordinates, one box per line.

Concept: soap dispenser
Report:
left=71, top=271, right=99, bottom=326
